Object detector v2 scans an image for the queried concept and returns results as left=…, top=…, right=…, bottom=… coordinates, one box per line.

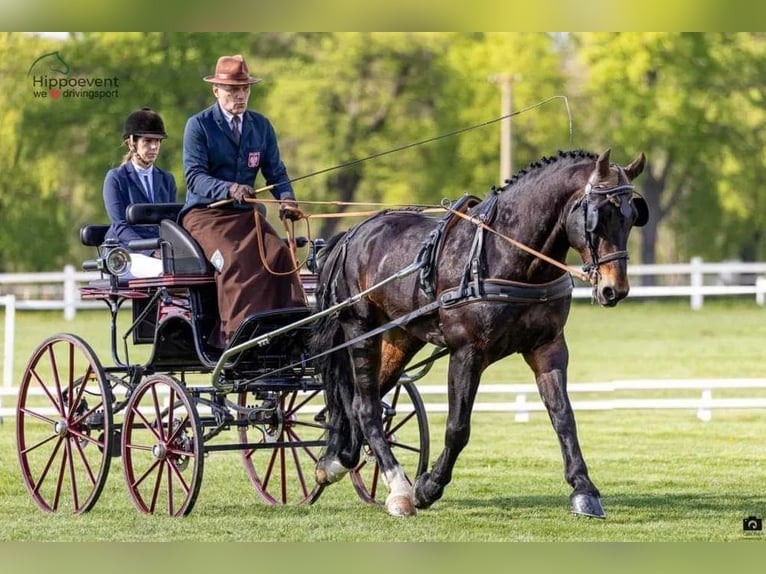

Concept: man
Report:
left=180, top=54, right=306, bottom=348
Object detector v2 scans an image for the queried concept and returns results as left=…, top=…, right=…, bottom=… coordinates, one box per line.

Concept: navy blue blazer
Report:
left=180, top=103, right=294, bottom=219
left=102, top=162, right=177, bottom=252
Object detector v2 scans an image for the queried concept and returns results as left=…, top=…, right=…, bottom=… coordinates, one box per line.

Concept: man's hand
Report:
left=279, top=195, right=302, bottom=221
left=229, top=183, right=255, bottom=203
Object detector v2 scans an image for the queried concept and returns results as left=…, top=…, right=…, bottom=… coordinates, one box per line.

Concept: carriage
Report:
left=14, top=202, right=432, bottom=516
left=16, top=148, right=649, bottom=520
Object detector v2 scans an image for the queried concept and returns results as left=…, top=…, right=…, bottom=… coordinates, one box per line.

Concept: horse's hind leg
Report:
left=345, top=326, right=418, bottom=517
left=413, top=347, right=482, bottom=510
left=524, top=336, right=605, bottom=518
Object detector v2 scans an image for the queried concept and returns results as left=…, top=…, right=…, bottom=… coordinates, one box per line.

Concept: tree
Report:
left=571, top=32, right=766, bottom=267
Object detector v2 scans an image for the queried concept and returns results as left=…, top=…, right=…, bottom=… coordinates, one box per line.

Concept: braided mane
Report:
left=499, top=149, right=597, bottom=192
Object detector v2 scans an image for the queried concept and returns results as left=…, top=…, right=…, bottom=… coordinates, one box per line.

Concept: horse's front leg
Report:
left=413, top=347, right=482, bottom=510
left=523, top=335, right=605, bottom=518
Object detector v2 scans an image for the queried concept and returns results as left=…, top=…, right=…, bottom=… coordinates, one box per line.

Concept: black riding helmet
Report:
left=123, top=107, right=167, bottom=141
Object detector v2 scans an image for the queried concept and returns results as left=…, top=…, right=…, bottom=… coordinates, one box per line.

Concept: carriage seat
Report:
left=125, top=203, right=212, bottom=276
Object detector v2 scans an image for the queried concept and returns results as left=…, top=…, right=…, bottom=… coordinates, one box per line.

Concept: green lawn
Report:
left=1, top=299, right=765, bottom=541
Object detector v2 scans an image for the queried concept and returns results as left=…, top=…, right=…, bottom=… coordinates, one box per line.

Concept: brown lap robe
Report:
left=182, top=207, right=306, bottom=344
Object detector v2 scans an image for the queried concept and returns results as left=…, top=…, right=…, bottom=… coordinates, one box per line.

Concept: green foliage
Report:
left=3, top=33, right=766, bottom=269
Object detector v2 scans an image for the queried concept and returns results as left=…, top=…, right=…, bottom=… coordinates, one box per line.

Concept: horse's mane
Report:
left=501, top=149, right=597, bottom=192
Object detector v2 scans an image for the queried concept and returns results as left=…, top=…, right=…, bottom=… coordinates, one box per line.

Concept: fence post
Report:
left=697, top=388, right=712, bottom=422
left=3, top=294, right=15, bottom=393
left=514, top=393, right=530, bottom=423
left=756, top=276, right=766, bottom=306
left=63, top=264, right=76, bottom=321
left=690, top=256, right=703, bottom=310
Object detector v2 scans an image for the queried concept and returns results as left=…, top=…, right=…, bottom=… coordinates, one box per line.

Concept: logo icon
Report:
left=27, top=51, right=70, bottom=77
left=743, top=515, right=763, bottom=532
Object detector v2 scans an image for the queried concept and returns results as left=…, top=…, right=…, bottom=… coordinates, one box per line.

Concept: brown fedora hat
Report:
left=203, top=54, right=261, bottom=85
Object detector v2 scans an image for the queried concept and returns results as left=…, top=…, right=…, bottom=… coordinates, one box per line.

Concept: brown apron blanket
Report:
left=182, top=207, right=306, bottom=345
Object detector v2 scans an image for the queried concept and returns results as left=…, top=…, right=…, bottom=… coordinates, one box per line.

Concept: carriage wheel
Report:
left=349, top=381, right=430, bottom=504
left=121, top=374, right=203, bottom=517
left=237, top=388, right=326, bottom=505
left=16, top=334, right=113, bottom=514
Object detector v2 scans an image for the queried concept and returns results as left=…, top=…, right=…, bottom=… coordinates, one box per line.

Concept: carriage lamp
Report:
left=100, top=246, right=132, bottom=277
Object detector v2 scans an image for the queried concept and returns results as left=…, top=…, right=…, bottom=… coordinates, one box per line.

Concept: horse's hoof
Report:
left=386, top=494, right=417, bottom=518
left=412, top=477, right=431, bottom=509
left=315, top=458, right=349, bottom=485
left=571, top=493, right=606, bottom=519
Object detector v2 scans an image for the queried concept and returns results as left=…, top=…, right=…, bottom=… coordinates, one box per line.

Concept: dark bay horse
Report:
left=311, top=149, right=648, bottom=517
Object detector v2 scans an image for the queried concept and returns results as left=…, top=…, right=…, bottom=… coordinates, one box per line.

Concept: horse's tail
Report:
left=310, top=231, right=356, bottom=457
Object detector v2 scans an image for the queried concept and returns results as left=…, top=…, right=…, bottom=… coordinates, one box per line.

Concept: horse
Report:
left=310, top=149, right=648, bottom=517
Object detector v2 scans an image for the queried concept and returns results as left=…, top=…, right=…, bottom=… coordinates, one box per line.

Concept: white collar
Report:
left=131, top=161, right=154, bottom=176
left=219, top=105, right=241, bottom=126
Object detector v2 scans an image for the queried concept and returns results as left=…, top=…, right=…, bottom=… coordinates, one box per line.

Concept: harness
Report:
left=417, top=189, right=574, bottom=308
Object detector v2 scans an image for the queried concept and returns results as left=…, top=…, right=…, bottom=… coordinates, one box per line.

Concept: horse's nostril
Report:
left=602, top=286, right=616, bottom=302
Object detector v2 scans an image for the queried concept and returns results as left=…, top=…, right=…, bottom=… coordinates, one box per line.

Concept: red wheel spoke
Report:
left=285, top=428, right=311, bottom=498
left=18, top=415, right=58, bottom=440
left=68, top=365, right=94, bottom=422
left=167, top=458, right=191, bottom=496
left=30, top=435, right=64, bottom=494
left=64, top=438, right=81, bottom=511
left=71, top=434, right=99, bottom=487
left=129, top=457, right=162, bottom=490
left=132, top=405, right=164, bottom=443
left=21, top=434, right=59, bottom=459
left=52, top=441, right=68, bottom=511
left=166, top=413, right=190, bottom=443
left=149, top=460, right=165, bottom=514
left=30, top=366, right=65, bottom=417
left=150, top=385, right=165, bottom=441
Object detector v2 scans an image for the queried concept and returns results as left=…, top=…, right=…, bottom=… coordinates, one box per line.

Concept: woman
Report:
left=103, top=107, right=177, bottom=277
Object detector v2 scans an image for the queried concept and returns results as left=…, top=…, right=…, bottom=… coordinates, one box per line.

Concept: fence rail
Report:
left=2, top=258, right=766, bottom=394
left=2, top=258, right=766, bottom=320
left=2, top=379, right=765, bottom=421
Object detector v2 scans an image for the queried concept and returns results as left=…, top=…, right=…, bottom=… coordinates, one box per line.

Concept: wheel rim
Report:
left=349, top=382, right=429, bottom=504
left=237, top=388, right=326, bottom=505
left=16, top=334, right=113, bottom=514
left=121, top=375, right=203, bottom=516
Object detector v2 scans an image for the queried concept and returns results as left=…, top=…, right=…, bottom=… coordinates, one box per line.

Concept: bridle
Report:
left=576, top=171, right=636, bottom=283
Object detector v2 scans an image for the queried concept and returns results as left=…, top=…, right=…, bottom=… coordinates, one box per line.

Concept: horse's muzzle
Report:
left=595, top=275, right=629, bottom=307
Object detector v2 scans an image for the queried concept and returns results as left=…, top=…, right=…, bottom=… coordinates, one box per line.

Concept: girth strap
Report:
left=440, top=272, right=574, bottom=308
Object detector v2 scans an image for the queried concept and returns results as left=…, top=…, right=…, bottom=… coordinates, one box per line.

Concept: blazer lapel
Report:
left=126, top=163, right=152, bottom=202
left=213, top=103, right=240, bottom=146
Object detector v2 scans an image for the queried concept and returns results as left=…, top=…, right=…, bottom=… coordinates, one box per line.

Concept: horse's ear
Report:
left=596, top=148, right=611, bottom=178
left=624, top=152, right=646, bottom=181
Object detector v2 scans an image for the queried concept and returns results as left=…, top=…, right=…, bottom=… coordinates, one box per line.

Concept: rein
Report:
left=444, top=204, right=592, bottom=283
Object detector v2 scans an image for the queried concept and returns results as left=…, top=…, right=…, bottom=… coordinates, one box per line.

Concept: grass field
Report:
left=1, top=299, right=765, bottom=541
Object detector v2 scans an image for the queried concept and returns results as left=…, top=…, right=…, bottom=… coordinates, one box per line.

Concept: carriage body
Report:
left=15, top=203, right=430, bottom=516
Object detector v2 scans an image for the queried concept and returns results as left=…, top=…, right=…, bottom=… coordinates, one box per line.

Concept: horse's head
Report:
left=565, top=149, right=649, bottom=307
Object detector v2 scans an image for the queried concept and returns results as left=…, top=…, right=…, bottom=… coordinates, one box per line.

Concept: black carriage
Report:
left=15, top=203, right=432, bottom=516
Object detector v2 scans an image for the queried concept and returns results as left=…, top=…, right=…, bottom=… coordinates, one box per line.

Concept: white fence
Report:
left=2, top=258, right=766, bottom=413
left=415, top=379, right=766, bottom=422
left=2, top=379, right=765, bottom=421
left=2, top=258, right=766, bottom=320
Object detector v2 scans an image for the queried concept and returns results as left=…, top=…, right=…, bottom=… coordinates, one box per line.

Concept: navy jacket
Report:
left=180, top=103, right=294, bottom=219
left=102, top=162, right=177, bottom=252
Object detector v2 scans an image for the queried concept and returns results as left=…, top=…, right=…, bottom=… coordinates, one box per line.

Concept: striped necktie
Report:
left=231, top=115, right=241, bottom=144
